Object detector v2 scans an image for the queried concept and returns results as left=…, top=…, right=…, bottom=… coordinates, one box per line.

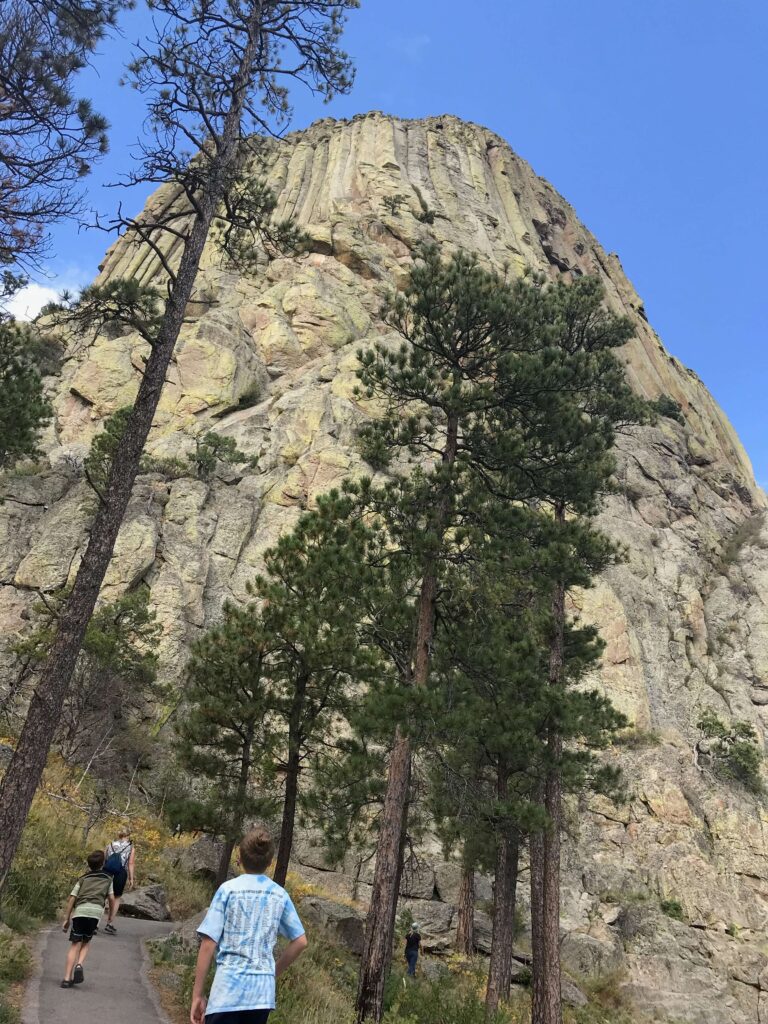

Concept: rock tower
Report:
left=2, top=113, right=767, bottom=1022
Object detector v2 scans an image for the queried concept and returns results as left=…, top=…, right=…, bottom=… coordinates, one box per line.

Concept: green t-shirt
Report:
left=71, top=871, right=114, bottom=920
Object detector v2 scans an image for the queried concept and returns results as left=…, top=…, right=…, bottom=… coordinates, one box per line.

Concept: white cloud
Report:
left=6, top=283, right=62, bottom=322
left=6, top=266, right=91, bottom=321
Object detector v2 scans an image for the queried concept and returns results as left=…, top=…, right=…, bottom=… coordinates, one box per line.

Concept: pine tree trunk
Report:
left=216, top=836, right=237, bottom=888
left=273, top=671, right=307, bottom=887
left=355, top=730, right=411, bottom=1024
left=355, top=413, right=460, bottom=1023
left=529, top=823, right=545, bottom=1003
left=531, top=502, right=565, bottom=1024
left=216, top=721, right=257, bottom=888
left=455, top=864, right=475, bottom=956
left=485, top=766, right=520, bottom=1018
left=0, top=13, right=266, bottom=893
left=273, top=745, right=301, bottom=887
left=539, top=743, right=563, bottom=1024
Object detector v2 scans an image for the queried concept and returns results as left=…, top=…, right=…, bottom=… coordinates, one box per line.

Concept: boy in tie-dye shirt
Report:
left=191, top=827, right=307, bottom=1024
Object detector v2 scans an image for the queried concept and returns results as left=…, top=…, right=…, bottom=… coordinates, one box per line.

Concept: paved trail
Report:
left=23, top=918, right=175, bottom=1024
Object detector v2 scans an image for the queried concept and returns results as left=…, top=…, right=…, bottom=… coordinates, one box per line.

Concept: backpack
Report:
left=104, top=842, right=130, bottom=875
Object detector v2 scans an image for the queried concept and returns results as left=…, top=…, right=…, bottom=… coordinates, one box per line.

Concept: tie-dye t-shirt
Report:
left=197, top=874, right=305, bottom=1012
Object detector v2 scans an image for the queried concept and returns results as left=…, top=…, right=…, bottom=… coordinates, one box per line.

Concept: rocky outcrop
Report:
left=2, top=112, right=767, bottom=1021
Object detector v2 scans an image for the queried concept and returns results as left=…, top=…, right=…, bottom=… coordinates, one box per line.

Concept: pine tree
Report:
left=480, top=277, right=650, bottom=1024
left=352, top=260, right=649, bottom=1022
left=0, top=0, right=128, bottom=279
left=8, top=586, right=160, bottom=777
left=352, top=248, right=558, bottom=1023
left=0, top=0, right=359, bottom=891
left=173, top=603, right=280, bottom=886
left=249, top=491, right=385, bottom=886
left=0, top=320, right=52, bottom=468
left=429, top=545, right=628, bottom=1017
left=428, top=558, right=547, bottom=1015
left=353, top=263, right=564, bottom=1021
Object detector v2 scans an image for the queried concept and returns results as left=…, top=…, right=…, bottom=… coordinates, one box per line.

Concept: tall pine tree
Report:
left=249, top=491, right=385, bottom=886
left=173, top=603, right=279, bottom=885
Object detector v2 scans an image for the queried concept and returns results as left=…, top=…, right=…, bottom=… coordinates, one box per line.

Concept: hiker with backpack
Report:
left=103, top=828, right=135, bottom=932
left=61, top=850, right=117, bottom=988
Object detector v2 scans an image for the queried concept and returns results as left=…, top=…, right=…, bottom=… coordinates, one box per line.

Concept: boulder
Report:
left=399, top=860, right=436, bottom=900
left=178, top=836, right=225, bottom=882
left=397, top=899, right=454, bottom=952
left=561, top=977, right=588, bottom=1008
left=300, top=895, right=365, bottom=956
left=417, top=957, right=451, bottom=982
left=560, top=931, right=623, bottom=976
left=178, top=909, right=206, bottom=947
left=473, top=910, right=493, bottom=954
left=119, top=884, right=171, bottom=921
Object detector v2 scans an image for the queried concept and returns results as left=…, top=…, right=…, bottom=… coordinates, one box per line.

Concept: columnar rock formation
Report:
left=2, top=113, right=767, bottom=1022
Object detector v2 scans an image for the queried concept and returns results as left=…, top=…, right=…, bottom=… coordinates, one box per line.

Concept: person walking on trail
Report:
left=190, top=826, right=308, bottom=1024
left=405, top=923, right=421, bottom=977
left=103, top=827, right=135, bottom=933
left=60, top=850, right=117, bottom=988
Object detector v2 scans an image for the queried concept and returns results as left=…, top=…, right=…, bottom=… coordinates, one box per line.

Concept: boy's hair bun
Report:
left=239, top=826, right=275, bottom=873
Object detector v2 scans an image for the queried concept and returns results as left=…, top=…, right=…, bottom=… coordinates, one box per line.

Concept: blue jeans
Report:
left=405, top=950, right=418, bottom=976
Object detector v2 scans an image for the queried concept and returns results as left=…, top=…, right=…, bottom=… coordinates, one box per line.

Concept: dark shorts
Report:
left=69, top=917, right=99, bottom=944
left=111, top=867, right=128, bottom=897
left=205, top=1013, right=270, bottom=1024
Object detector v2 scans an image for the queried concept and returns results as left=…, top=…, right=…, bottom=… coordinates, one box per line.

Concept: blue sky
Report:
left=16, top=0, right=768, bottom=486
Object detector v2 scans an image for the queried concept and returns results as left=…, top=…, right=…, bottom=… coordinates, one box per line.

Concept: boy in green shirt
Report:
left=60, top=849, right=117, bottom=988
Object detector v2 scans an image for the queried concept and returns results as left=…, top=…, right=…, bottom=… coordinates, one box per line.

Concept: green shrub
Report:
left=697, top=709, right=764, bottom=794
left=3, top=869, right=62, bottom=920
left=0, top=939, right=31, bottom=985
left=652, top=394, right=685, bottom=424
left=383, top=978, right=513, bottom=1024
left=718, top=514, right=766, bottom=570
left=188, top=432, right=255, bottom=481
left=0, top=904, right=36, bottom=935
left=84, top=406, right=132, bottom=493
left=140, top=454, right=190, bottom=479
left=660, top=898, right=684, bottom=921
left=0, top=997, right=19, bottom=1024
left=237, top=383, right=262, bottom=410
left=382, top=195, right=407, bottom=216
left=614, top=728, right=661, bottom=749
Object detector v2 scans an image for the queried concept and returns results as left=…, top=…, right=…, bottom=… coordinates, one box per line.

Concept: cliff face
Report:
left=3, top=112, right=768, bottom=1021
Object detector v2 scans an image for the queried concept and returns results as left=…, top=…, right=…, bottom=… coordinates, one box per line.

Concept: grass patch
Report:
left=614, top=728, right=661, bottom=750
left=718, top=513, right=766, bottom=572
left=0, top=934, right=32, bottom=1024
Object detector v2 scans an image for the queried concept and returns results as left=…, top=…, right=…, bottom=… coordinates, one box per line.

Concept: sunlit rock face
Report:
left=2, top=112, right=767, bottom=1021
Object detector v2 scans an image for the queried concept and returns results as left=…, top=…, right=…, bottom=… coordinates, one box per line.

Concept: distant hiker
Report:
left=60, top=849, right=116, bottom=988
left=190, top=826, right=308, bottom=1024
left=103, top=827, right=135, bottom=932
left=405, top=923, right=421, bottom=977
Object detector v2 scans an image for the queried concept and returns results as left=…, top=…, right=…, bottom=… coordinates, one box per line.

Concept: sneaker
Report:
left=105, top=923, right=117, bottom=935
left=73, top=965, right=84, bottom=984
left=60, top=980, right=74, bottom=989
